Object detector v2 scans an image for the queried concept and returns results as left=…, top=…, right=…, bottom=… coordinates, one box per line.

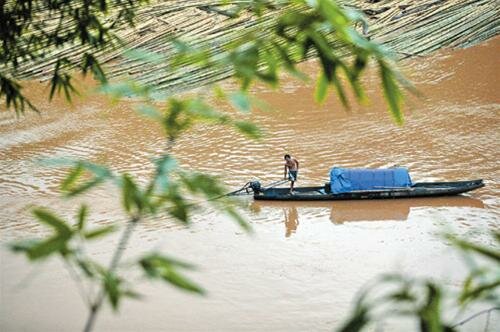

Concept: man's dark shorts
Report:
left=288, top=171, right=298, bottom=181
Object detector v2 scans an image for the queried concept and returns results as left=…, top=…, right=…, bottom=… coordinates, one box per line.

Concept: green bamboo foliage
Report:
left=337, top=231, right=500, bottom=332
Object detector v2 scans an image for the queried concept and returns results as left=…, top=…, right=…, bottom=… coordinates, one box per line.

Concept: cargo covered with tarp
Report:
left=330, top=167, right=412, bottom=194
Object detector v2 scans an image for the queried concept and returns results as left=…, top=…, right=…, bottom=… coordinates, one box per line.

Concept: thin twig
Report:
left=484, top=309, right=491, bottom=332
left=63, top=259, right=92, bottom=307
left=451, top=307, right=500, bottom=329
left=83, top=216, right=139, bottom=332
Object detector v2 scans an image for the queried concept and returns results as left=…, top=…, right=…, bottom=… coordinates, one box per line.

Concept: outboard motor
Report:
left=249, top=181, right=262, bottom=194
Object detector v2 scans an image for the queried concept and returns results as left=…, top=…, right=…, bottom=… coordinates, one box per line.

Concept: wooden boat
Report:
left=250, top=179, right=484, bottom=201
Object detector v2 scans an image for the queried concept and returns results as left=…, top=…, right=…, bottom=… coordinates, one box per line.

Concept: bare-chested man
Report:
left=283, top=154, right=299, bottom=193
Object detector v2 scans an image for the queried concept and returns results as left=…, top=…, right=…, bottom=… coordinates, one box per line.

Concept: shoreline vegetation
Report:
left=6, top=0, right=500, bottom=97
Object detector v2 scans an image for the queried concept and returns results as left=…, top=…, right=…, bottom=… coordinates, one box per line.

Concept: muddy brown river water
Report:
left=1, top=38, right=499, bottom=331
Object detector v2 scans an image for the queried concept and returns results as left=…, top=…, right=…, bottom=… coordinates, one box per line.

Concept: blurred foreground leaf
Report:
left=140, top=254, right=204, bottom=295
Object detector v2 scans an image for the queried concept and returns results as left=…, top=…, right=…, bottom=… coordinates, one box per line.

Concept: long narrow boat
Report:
left=250, top=179, right=484, bottom=201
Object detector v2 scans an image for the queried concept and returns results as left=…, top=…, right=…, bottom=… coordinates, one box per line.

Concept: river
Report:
left=0, top=38, right=499, bottom=331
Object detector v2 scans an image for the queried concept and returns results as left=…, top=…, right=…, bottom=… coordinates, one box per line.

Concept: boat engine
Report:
left=248, top=181, right=262, bottom=194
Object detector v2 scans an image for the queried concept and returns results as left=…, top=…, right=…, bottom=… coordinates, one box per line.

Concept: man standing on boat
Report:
left=284, top=154, right=299, bottom=193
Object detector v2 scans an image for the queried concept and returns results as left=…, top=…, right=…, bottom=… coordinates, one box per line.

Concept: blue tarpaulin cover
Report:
left=330, top=167, right=412, bottom=194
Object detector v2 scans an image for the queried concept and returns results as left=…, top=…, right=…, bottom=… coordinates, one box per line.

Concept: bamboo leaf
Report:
left=229, top=91, right=251, bottom=113
left=33, top=208, right=72, bottom=238
left=234, top=121, right=262, bottom=139
left=140, top=254, right=196, bottom=270
left=82, top=53, right=107, bottom=83
left=160, top=183, right=190, bottom=224
left=151, top=155, right=177, bottom=193
left=494, top=231, right=500, bottom=243
left=160, top=268, right=205, bottom=295
left=168, top=201, right=189, bottom=224
left=121, top=174, right=144, bottom=214
left=379, top=61, right=403, bottom=125
left=135, top=104, right=162, bottom=121
left=10, top=239, right=40, bottom=253
left=123, top=289, right=142, bottom=300
left=49, top=159, right=113, bottom=197
left=225, top=207, right=252, bottom=233
left=314, top=73, right=328, bottom=104
left=460, top=280, right=500, bottom=303
left=345, top=55, right=367, bottom=102
left=103, top=273, right=121, bottom=310
left=66, top=178, right=104, bottom=197
left=450, top=237, right=500, bottom=262
left=418, top=283, right=443, bottom=331
left=27, top=236, right=70, bottom=260
left=49, top=75, right=58, bottom=101
left=317, top=0, right=349, bottom=30
left=180, top=172, right=226, bottom=198
left=336, top=306, right=370, bottom=332
left=139, top=254, right=204, bottom=294
left=331, top=76, right=349, bottom=109
left=79, top=162, right=113, bottom=179
left=76, top=204, right=88, bottom=231
left=61, top=164, right=84, bottom=193
left=84, top=225, right=117, bottom=240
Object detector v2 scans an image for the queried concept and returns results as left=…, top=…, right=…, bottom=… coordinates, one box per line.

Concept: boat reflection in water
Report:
left=250, top=196, right=484, bottom=236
